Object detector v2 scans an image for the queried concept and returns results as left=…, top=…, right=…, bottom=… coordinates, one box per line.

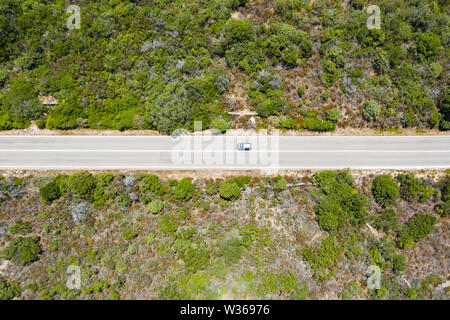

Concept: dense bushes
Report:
left=397, top=173, right=438, bottom=203
left=312, top=170, right=368, bottom=231
left=363, top=101, right=381, bottom=122
left=0, top=0, right=446, bottom=133
left=68, top=171, right=97, bottom=200
left=174, top=178, right=196, bottom=200
left=219, top=178, right=241, bottom=200
left=40, top=179, right=62, bottom=204
left=373, top=209, right=398, bottom=233
left=303, top=236, right=341, bottom=281
left=148, top=199, right=164, bottom=214
left=0, top=277, right=21, bottom=300
left=2, top=236, right=41, bottom=265
left=372, top=175, right=399, bottom=207
left=397, top=213, right=437, bottom=249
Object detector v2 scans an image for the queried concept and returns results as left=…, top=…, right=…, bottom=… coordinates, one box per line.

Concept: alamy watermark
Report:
left=66, top=265, right=81, bottom=290
left=367, top=5, right=381, bottom=30
left=66, top=5, right=81, bottom=30
left=366, top=265, right=381, bottom=290
left=170, top=122, right=280, bottom=173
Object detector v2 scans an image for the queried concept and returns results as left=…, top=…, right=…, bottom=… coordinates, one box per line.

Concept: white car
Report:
left=237, top=143, right=252, bottom=151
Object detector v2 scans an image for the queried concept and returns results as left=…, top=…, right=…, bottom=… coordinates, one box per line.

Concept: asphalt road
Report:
left=0, top=135, right=449, bottom=169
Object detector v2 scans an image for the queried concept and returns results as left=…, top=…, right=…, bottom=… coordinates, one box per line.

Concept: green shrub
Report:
left=148, top=199, right=164, bottom=214
left=219, top=179, right=241, bottom=200
left=138, top=174, right=164, bottom=195
left=362, top=101, right=381, bottom=121
left=416, top=32, right=441, bottom=59
left=158, top=280, right=190, bottom=300
left=372, top=175, right=399, bottom=207
left=436, top=200, right=449, bottom=217
left=303, top=236, right=341, bottom=281
left=68, top=171, right=96, bottom=200
left=325, top=108, right=340, bottom=122
left=174, top=178, right=195, bottom=200
left=312, top=170, right=367, bottom=231
left=322, top=60, right=339, bottom=87
left=234, top=176, right=251, bottom=188
left=373, top=209, right=398, bottom=233
left=210, top=117, right=230, bottom=133
left=0, top=276, right=21, bottom=300
left=116, top=194, right=131, bottom=208
left=205, top=182, right=219, bottom=195
left=0, top=70, right=8, bottom=87
left=392, top=254, right=408, bottom=274
left=372, top=49, right=390, bottom=75
left=216, top=238, right=242, bottom=265
left=40, top=179, right=62, bottom=204
left=326, top=47, right=345, bottom=68
left=303, top=115, right=336, bottom=132
left=272, top=175, right=287, bottom=192
left=8, top=220, right=32, bottom=235
left=397, top=213, right=437, bottom=249
left=122, top=229, right=137, bottom=241
left=339, top=281, right=363, bottom=300
left=158, top=216, right=178, bottom=234
left=429, top=62, right=442, bottom=79
left=240, top=224, right=259, bottom=247
left=219, top=19, right=255, bottom=50
left=2, top=236, right=41, bottom=265
left=177, top=241, right=210, bottom=273
left=397, top=173, right=438, bottom=203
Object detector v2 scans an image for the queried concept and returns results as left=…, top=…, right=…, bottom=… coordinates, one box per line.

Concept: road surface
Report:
left=0, top=135, right=449, bottom=169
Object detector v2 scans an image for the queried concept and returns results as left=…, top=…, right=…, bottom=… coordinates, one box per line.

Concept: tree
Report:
left=363, top=101, right=381, bottom=121
left=2, top=236, right=41, bottom=265
left=219, top=19, right=255, bottom=51
left=148, top=199, right=164, bottom=214
left=397, top=213, right=437, bottom=249
left=373, top=209, right=398, bottom=233
left=272, top=175, right=287, bottom=192
left=146, top=82, right=192, bottom=133
left=372, top=175, right=399, bottom=207
left=211, top=117, right=230, bottom=134
left=0, top=276, right=21, bottom=300
left=372, top=49, right=390, bottom=75
left=322, top=60, right=339, bottom=87
left=4, top=79, right=44, bottom=120
left=416, top=32, right=441, bottom=59
left=219, top=179, right=241, bottom=200
left=68, top=171, right=97, bottom=200
left=325, top=108, right=340, bottom=122
left=392, top=254, right=407, bottom=274
left=40, top=179, right=62, bottom=204
left=174, top=178, right=195, bottom=200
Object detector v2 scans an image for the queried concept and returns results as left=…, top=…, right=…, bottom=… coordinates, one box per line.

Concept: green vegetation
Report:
left=0, top=277, right=21, bottom=300
left=68, top=171, right=97, bottom=200
left=8, top=220, right=32, bottom=235
left=0, top=169, right=447, bottom=300
left=0, top=0, right=446, bottom=133
left=373, top=209, right=398, bottom=233
left=2, top=236, right=41, bottom=265
left=397, top=173, right=439, bottom=202
left=363, top=101, right=381, bottom=122
left=372, top=175, right=399, bottom=207
left=312, top=170, right=368, bottom=231
left=174, top=178, right=196, bottom=200
left=397, top=213, right=437, bottom=249
left=148, top=199, right=164, bottom=214
left=303, top=236, right=341, bottom=281
left=219, top=178, right=241, bottom=201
